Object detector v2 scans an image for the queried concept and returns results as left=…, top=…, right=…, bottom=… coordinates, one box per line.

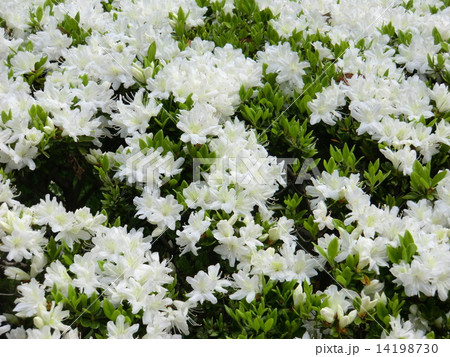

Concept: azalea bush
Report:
left=0, top=0, right=449, bottom=339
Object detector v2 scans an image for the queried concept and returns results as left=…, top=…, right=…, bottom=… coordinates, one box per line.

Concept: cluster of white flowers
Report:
left=185, top=118, right=285, bottom=216
left=110, top=89, right=162, bottom=138
left=0, top=183, right=192, bottom=338
left=308, top=168, right=450, bottom=301
left=0, top=71, right=45, bottom=172
left=147, top=39, right=262, bottom=117
left=295, top=3, right=449, bottom=337
left=306, top=6, right=450, bottom=173
left=311, top=77, right=449, bottom=174
left=0, top=0, right=209, bottom=173
left=113, top=134, right=184, bottom=189
left=257, top=42, right=310, bottom=95
left=0, top=0, right=449, bottom=339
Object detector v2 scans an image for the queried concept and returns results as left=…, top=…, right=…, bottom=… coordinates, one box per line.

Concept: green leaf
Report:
left=102, top=299, right=115, bottom=319
left=68, top=284, right=76, bottom=302
left=1, top=110, right=12, bottom=124
left=147, top=42, right=157, bottom=63
left=431, top=170, right=446, bottom=187
left=62, top=254, right=73, bottom=266
left=36, top=6, right=44, bottom=22
left=313, top=243, right=328, bottom=261
left=80, top=317, right=91, bottom=328
left=376, top=301, right=389, bottom=321
left=263, top=318, right=274, bottom=333
left=387, top=245, right=402, bottom=264
left=80, top=294, right=88, bottom=308
left=323, top=157, right=337, bottom=173
left=113, top=216, right=121, bottom=227
left=224, top=305, right=236, bottom=320
left=327, top=237, right=339, bottom=263
left=102, top=154, right=110, bottom=171
left=401, top=230, right=414, bottom=247
left=345, top=254, right=355, bottom=268
left=336, top=275, right=347, bottom=287
left=262, top=278, right=275, bottom=296
left=252, top=318, right=260, bottom=333
left=432, top=27, right=443, bottom=44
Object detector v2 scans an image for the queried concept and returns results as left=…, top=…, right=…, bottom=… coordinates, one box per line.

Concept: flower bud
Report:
left=33, top=317, right=44, bottom=329
left=30, top=254, right=48, bottom=277
left=339, top=310, right=357, bottom=328
left=358, top=295, right=377, bottom=316
left=320, top=307, right=335, bottom=323
left=258, top=233, right=268, bottom=242
left=268, top=227, right=280, bottom=243
left=4, top=267, right=30, bottom=281
left=131, top=63, right=147, bottom=83
left=293, top=284, right=306, bottom=308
